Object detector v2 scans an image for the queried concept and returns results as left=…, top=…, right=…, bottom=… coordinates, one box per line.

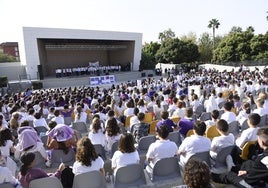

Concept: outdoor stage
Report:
left=5, top=70, right=157, bottom=94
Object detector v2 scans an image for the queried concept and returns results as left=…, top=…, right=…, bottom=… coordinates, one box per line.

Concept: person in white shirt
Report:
left=72, top=137, right=105, bottom=176
left=123, top=100, right=135, bottom=117
left=172, top=101, right=186, bottom=119
left=147, top=96, right=156, bottom=110
left=252, top=98, right=268, bottom=117
left=236, top=102, right=251, bottom=126
left=205, top=110, right=220, bottom=130
left=178, top=120, right=211, bottom=166
left=33, top=112, right=49, bottom=130
left=47, top=107, right=55, bottom=122
left=0, top=149, right=19, bottom=187
left=114, top=100, right=125, bottom=117
left=137, top=99, right=147, bottom=113
left=91, top=95, right=99, bottom=108
left=167, top=97, right=178, bottom=116
left=191, top=94, right=201, bottom=113
left=146, top=125, right=178, bottom=173
left=111, top=133, right=140, bottom=175
left=215, top=92, right=225, bottom=109
left=221, top=101, right=236, bottom=124
left=236, top=113, right=260, bottom=149
left=88, top=118, right=106, bottom=147
left=153, top=99, right=164, bottom=120
left=258, top=92, right=268, bottom=109
left=105, top=118, right=121, bottom=152
left=0, top=115, right=8, bottom=130
left=74, top=106, right=87, bottom=124
left=51, top=110, right=64, bottom=125
left=23, top=108, right=35, bottom=122
left=204, top=94, right=218, bottom=113
left=0, top=128, right=15, bottom=157
left=129, top=108, right=140, bottom=131
left=210, top=119, right=235, bottom=160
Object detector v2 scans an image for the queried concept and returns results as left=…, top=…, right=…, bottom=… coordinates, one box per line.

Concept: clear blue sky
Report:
left=0, top=0, right=267, bottom=44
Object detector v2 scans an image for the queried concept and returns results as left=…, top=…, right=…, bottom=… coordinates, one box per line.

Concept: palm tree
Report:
left=208, top=18, right=220, bottom=51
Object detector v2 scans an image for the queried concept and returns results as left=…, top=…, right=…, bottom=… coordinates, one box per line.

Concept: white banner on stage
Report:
left=89, top=61, right=99, bottom=67
left=89, top=75, right=116, bottom=86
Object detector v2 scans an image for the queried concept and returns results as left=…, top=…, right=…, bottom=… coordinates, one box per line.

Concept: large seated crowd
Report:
left=0, top=65, right=268, bottom=188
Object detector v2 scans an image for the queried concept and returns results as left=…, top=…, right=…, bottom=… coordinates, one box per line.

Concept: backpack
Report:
left=131, top=122, right=150, bottom=143
left=61, top=166, right=74, bottom=188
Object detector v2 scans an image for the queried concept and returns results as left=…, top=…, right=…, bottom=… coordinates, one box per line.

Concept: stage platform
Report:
left=4, top=70, right=159, bottom=94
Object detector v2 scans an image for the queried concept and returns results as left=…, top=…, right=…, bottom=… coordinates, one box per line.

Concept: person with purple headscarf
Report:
left=47, top=124, right=78, bottom=153
left=14, top=126, right=47, bottom=160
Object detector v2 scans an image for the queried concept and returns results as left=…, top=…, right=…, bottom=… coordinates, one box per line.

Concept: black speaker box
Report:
left=37, top=65, right=44, bottom=80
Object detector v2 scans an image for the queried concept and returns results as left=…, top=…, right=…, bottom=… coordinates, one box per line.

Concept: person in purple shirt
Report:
left=18, top=152, right=65, bottom=188
left=156, top=111, right=177, bottom=132
left=178, top=107, right=195, bottom=138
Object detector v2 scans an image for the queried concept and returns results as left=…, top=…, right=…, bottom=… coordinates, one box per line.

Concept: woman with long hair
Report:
left=105, top=118, right=121, bottom=152
left=0, top=128, right=15, bottom=157
left=111, top=133, right=139, bottom=175
left=74, top=105, right=87, bottom=124
left=72, top=137, right=105, bottom=175
left=88, top=117, right=106, bottom=147
left=18, top=152, right=65, bottom=188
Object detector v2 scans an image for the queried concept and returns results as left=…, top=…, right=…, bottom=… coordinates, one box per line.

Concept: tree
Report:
left=208, top=18, right=220, bottom=51
left=198, top=32, right=213, bottom=62
left=140, top=42, right=160, bottom=69
left=229, top=26, right=243, bottom=34
left=250, top=32, right=268, bottom=60
left=158, top=28, right=176, bottom=43
left=180, top=31, right=197, bottom=44
left=213, top=26, right=268, bottom=63
left=155, top=37, right=199, bottom=64
left=0, top=52, right=16, bottom=63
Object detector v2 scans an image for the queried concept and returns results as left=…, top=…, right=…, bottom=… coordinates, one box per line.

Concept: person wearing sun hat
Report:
left=14, top=125, right=47, bottom=161
left=47, top=123, right=78, bottom=153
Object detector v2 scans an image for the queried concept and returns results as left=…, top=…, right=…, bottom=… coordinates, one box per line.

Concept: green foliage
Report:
left=0, top=52, right=16, bottom=62
left=158, top=28, right=176, bottom=43
left=229, top=26, right=243, bottom=34
left=208, top=19, right=220, bottom=30
left=155, top=37, right=199, bottom=64
left=142, top=26, right=267, bottom=67
left=208, top=18, right=220, bottom=50
left=198, top=32, right=213, bottom=62
left=213, top=27, right=268, bottom=63
left=180, top=32, right=197, bottom=44
left=251, top=32, right=268, bottom=60
left=140, top=42, right=160, bottom=69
